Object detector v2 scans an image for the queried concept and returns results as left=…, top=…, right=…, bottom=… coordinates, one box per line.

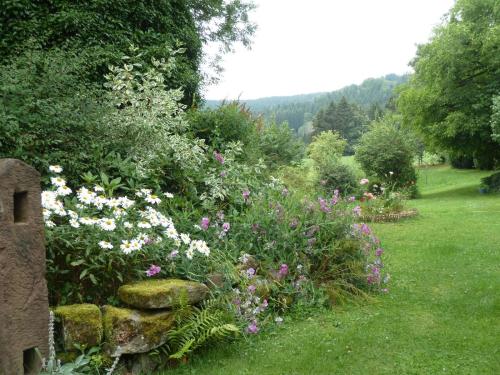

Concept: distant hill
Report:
left=205, top=74, right=409, bottom=132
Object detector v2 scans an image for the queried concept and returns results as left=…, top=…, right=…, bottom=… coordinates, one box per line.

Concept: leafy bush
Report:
left=188, top=102, right=257, bottom=154
left=481, top=172, right=500, bottom=193
left=355, top=116, right=418, bottom=196
left=0, top=47, right=105, bottom=184
left=318, top=161, right=359, bottom=194
left=257, top=120, right=305, bottom=169
left=307, top=131, right=347, bottom=170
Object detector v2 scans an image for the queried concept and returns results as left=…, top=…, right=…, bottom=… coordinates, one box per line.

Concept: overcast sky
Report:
left=203, top=0, right=455, bottom=100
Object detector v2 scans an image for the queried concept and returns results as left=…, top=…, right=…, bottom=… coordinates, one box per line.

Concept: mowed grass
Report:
left=163, top=166, right=500, bottom=375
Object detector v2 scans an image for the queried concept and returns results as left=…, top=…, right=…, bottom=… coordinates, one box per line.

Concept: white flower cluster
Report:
left=42, top=165, right=209, bottom=260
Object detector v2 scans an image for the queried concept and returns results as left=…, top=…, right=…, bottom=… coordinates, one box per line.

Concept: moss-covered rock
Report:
left=118, top=279, right=209, bottom=309
left=102, top=305, right=175, bottom=356
left=54, top=304, right=103, bottom=351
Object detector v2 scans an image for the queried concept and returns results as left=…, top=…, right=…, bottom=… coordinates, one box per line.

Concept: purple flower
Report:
left=246, top=267, right=256, bottom=278
left=318, top=197, right=331, bottom=213
left=200, top=217, right=210, bottom=230
left=222, top=222, right=230, bottom=232
left=213, top=151, right=225, bottom=164
left=353, top=205, right=362, bottom=216
left=279, top=264, right=289, bottom=277
left=247, top=321, right=259, bottom=334
left=247, top=285, right=256, bottom=293
left=375, top=248, right=384, bottom=257
left=289, top=218, right=299, bottom=229
left=361, top=224, right=371, bottom=235
left=348, top=196, right=356, bottom=202
left=242, top=190, right=250, bottom=202
left=145, top=264, right=161, bottom=277
left=169, top=250, right=179, bottom=258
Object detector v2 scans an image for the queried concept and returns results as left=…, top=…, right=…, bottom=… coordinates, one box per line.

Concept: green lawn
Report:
left=163, top=166, right=500, bottom=375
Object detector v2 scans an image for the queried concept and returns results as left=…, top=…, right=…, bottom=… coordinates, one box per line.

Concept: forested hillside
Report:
left=206, top=74, right=408, bottom=131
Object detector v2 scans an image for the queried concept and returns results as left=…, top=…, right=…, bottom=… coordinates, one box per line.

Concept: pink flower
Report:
left=375, top=248, right=384, bottom=257
left=213, top=151, right=225, bottom=164
left=146, top=264, right=161, bottom=277
left=242, top=190, right=250, bottom=202
left=348, top=196, right=356, bottom=202
left=353, top=205, right=362, bottom=216
left=360, top=178, right=369, bottom=185
left=222, top=222, right=230, bottom=232
left=361, top=223, right=371, bottom=235
left=200, top=217, right=210, bottom=230
left=247, top=321, right=259, bottom=334
left=247, top=285, right=256, bottom=293
left=279, top=264, right=289, bottom=277
left=246, top=267, right=256, bottom=278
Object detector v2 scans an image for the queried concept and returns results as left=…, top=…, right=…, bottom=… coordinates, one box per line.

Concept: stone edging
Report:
left=360, top=209, right=418, bottom=223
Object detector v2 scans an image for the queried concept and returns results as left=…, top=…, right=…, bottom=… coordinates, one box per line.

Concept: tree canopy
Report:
left=397, top=0, right=500, bottom=169
left=0, top=0, right=256, bottom=103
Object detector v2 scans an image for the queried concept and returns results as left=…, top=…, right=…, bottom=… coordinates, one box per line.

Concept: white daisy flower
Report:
left=99, top=218, right=116, bottom=231
left=123, top=221, right=133, bottom=229
left=164, top=192, right=174, bottom=198
left=69, top=219, right=80, bottom=228
left=185, top=248, right=194, bottom=260
left=145, top=194, right=161, bottom=204
left=79, top=217, right=96, bottom=225
left=98, top=241, right=113, bottom=249
left=45, top=220, right=56, bottom=228
left=120, top=240, right=134, bottom=254
left=49, top=165, right=63, bottom=173
left=94, top=185, right=105, bottom=192
left=56, top=185, right=72, bottom=196
left=138, top=221, right=152, bottom=229
left=50, top=177, right=66, bottom=187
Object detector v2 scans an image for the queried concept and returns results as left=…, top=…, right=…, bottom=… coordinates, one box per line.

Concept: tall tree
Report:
left=312, top=97, right=368, bottom=154
left=397, top=0, right=500, bottom=169
left=0, top=0, right=256, bottom=103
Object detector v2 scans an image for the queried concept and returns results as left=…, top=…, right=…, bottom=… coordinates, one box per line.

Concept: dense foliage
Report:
left=397, top=0, right=500, bottom=169
left=312, top=97, right=368, bottom=154
left=0, top=0, right=256, bottom=104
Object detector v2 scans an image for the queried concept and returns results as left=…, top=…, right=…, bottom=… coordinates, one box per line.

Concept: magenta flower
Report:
left=247, top=321, right=259, bottom=334
left=200, top=217, right=210, bottom=230
left=361, top=223, right=371, bottom=235
left=279, top=264, right=289, bottom=277
left=375, top=248, right=384, bottom=257
left=145, top=264, right=161, bottom=277
left=213, top=151, right=225, bottom=164
left=242, top=190, right=250, bottom=202
left=222, top=222, right=230, bottom=232
left=246, top=267, right=256, bottom=278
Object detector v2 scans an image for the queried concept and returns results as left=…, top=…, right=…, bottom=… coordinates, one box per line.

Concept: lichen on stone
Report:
left=102, top=305, right=175, bottom=356
left=54, top=303, right=103, bottom=350
left=118, top=278, right=209, bottom=309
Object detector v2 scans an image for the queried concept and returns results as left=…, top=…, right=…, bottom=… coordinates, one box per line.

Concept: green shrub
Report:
left=257, top=120, right=305, bottom=169
left=319, top=161, right=359, bottom=195
left=480, top=172, right=500, bottom=193
left=355, top=115, right=418, bottom=195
